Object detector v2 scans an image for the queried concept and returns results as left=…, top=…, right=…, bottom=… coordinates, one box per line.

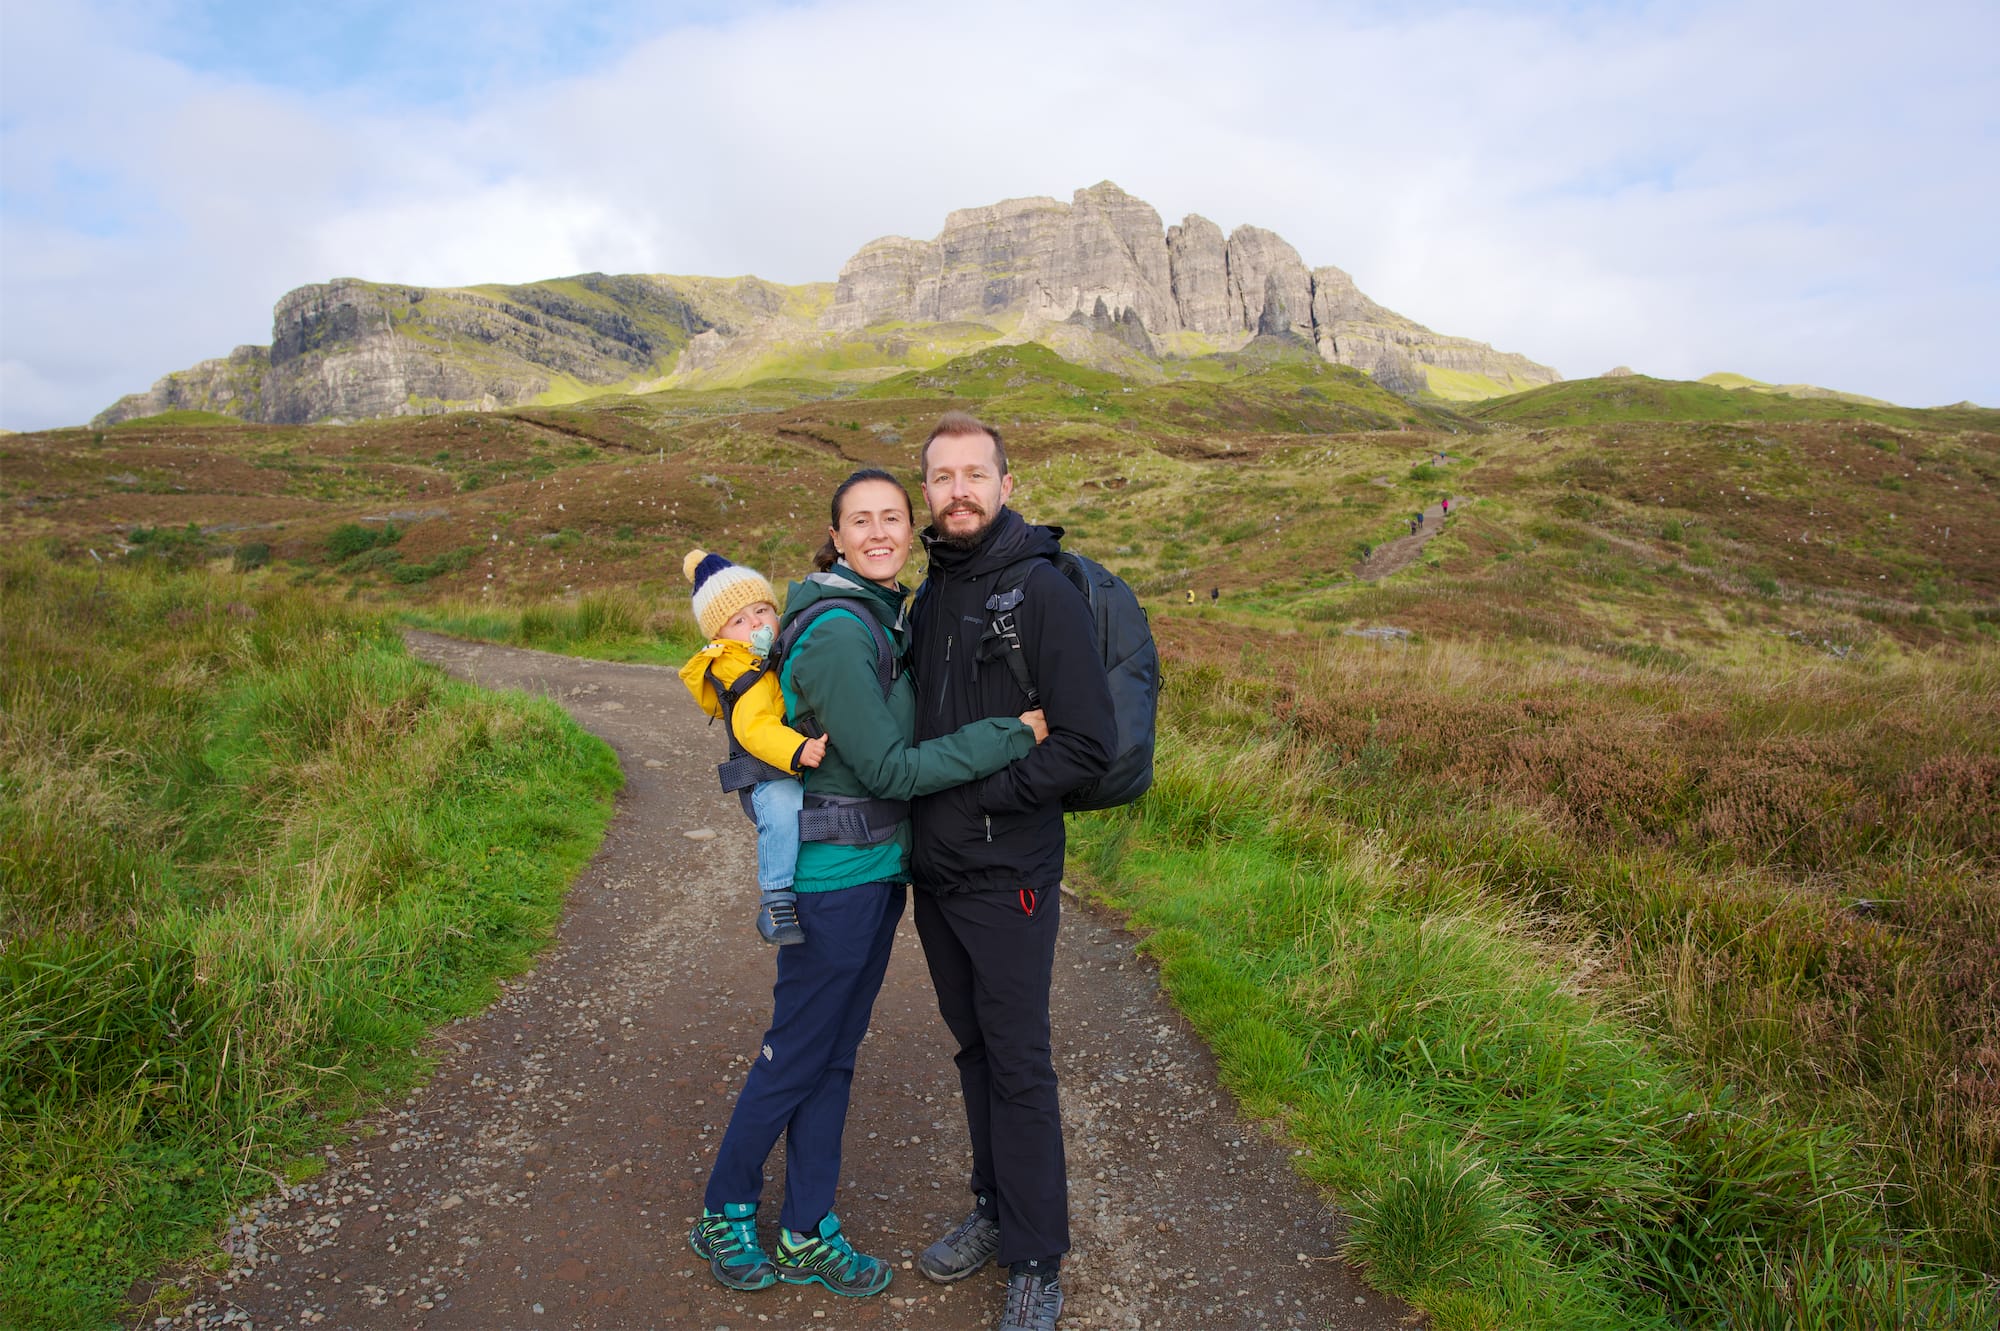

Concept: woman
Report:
left=688, top=468, right=1045, bottom=1299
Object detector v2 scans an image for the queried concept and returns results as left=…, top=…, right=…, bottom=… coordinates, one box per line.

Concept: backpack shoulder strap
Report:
left=982, top=556, right=1049, bottom=706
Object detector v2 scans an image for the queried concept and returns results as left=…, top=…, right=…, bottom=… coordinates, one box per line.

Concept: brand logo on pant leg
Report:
left=762, top=1043, right=775, bottom=1062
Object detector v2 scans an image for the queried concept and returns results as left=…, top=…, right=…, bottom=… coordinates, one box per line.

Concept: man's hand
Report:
left=799, top=734, right=830, bottom=768
left=1018, top=709, right=1048, bottom=744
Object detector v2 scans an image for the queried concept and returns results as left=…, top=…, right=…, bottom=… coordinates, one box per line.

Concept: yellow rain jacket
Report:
left=677, top=639, right=809, bottom=773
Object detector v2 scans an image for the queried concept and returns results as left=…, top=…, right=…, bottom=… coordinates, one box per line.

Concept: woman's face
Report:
left=831, top=477, right=914, bottom=587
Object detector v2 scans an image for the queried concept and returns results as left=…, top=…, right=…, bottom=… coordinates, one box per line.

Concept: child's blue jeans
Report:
left=749, top=777, right=803, bottom=895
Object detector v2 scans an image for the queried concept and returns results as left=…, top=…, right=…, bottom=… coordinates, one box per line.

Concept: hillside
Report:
left=11, top=345, right=1994, bottom=677
left=94, top=183, right=1559, bottom=429
left=1698, top=371, right=1897, bottom=406
left=10, top=344, right=1999, bottom=1326
left=1471, top=373, right=2000, bottom=433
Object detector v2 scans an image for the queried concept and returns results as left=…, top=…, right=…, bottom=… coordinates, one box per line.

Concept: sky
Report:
left=2, top=0, right=1996, bottom=430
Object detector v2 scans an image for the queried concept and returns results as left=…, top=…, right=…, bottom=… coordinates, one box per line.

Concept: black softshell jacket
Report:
left=909, top=508, right=1116, bottom=893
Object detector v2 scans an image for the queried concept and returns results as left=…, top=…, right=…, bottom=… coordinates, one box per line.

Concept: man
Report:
left=907, top=411, right=1116, bottom=1331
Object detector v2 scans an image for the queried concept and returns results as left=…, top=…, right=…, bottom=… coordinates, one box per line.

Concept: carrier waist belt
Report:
left=798, top=793, right=909, bottom=846
left=718, top=753, right=793, bottom=794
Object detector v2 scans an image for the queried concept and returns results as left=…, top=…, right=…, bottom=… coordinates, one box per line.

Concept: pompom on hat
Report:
left=684, top=549, right=778, bottom=640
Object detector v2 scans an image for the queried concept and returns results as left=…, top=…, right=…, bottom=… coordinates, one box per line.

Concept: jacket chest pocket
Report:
left=932, top=615, right=992, bottom=721
left=960, top=614, right=992, bottom=688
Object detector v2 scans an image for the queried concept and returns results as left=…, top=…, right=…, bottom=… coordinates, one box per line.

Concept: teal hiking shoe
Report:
left=689, top=1202, right=777, bottom=1291
left=774, top=1211, right=892, bottom=1297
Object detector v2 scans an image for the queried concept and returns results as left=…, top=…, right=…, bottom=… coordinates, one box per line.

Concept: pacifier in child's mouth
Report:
left=750, top=625, right=775, bottom=657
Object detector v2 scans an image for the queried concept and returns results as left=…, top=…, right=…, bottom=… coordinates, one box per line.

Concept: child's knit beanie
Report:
left=684, top=549, right=777, bottom=640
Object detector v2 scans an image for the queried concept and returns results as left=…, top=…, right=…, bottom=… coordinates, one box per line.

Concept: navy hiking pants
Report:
left=704, top=880, right=905, bottom=1234
left=913, top=884, right=1067, bottom=1266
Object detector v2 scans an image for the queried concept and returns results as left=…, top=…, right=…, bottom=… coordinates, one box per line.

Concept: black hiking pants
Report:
left=913, top=884, right=1067, bottom=1267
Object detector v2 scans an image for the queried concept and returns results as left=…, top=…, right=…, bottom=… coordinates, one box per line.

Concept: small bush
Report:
left=325, top=522, right=401, bottom=561
left=388, top=547, right=472, bottom=584
left=125, top=524, right=214, bottom=568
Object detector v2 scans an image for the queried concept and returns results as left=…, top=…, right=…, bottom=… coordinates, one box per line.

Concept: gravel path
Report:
left=152, top=631, right=1406, bottom=1331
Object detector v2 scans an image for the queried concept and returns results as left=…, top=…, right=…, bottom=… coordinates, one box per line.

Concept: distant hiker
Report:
left=1441, top=496, right=1450, bottom=515
left=1186, top=588, right=1196, bottom=604
left=677, top=549, right=823, bottom=948
left=910, top=412, right=1118, bottom=1331
left=1209, top=586, right=1219, bottom=604
left=689, top=471, right=1045, bottom=1302
left=1415, top=510, right=1425, bottom=529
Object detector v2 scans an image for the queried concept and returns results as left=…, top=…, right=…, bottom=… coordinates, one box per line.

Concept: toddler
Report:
left=677, top=549, right=826, bottom=946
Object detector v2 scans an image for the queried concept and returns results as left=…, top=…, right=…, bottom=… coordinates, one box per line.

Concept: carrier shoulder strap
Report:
left=705, top=660, right=793, bottom=794
left=774, top=596, right=899, bottom=737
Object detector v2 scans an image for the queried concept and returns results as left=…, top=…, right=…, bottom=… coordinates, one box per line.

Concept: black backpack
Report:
left=978, top=548, right=1159, bottom=811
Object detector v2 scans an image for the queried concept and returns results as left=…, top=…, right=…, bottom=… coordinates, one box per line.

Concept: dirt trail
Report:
left=155, top=632, right=1404, bottom=1331
left=1356, top=497, right=1462, bottom=582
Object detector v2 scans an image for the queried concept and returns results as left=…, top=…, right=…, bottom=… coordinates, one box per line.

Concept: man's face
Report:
left=923, top=430, right=1013, bottom=545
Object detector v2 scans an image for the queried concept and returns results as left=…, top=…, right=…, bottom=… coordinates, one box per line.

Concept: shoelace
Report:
left=942, top=1211, right=990, bottom=1248
left=766, top=898, right=800, bottom=928
left=1004, top=1272, right=1061, bottom=1327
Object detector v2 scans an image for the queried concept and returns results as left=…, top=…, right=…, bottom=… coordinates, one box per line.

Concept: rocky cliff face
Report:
left=97, top=273, right=773, bottom=426
left=825, top=182, right=1558, bottom=395
left=96, top=345, right=273, bottom=423
left=99, top=182, right=1557, bottom=425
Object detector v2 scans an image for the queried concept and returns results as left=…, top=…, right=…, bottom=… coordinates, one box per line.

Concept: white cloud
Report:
left=2, top=0, right=1996, bottom=429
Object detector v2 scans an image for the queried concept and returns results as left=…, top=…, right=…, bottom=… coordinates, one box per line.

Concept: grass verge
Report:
left=1067, top=633, right=1997, bottom=1328
left=0, top=552, right=621, bottom=1329
left=402, top=590, right=704, bottom=666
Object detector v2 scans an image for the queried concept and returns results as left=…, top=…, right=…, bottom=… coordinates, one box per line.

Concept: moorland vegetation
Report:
left=3, top=343, right=1995, bottom=1328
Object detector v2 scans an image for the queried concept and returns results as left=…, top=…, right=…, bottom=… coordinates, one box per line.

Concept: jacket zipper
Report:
left=938, top=635, right=952, bottom=717
left=984, top=814, right=992, bottom=843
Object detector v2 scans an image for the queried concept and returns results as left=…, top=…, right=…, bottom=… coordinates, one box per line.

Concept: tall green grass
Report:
left=405, top=589, right=703, bottom=664
left=1069, top=635, right=1998, bottom=1328
left=0, top=553, right=621, bottom=1329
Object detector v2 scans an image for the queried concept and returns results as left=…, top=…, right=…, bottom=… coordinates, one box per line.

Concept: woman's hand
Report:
left=1019, top=709, right=1048, bottom=744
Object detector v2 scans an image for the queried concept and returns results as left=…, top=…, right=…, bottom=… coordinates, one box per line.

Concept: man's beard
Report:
left=933, top=504, right=995, bottom=550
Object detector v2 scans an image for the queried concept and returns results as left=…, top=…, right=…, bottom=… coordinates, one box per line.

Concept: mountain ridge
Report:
left=95, top=183, right=1558, bottom=427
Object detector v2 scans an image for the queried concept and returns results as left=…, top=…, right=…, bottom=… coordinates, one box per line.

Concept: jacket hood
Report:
left=921, top=507, right=1061, bottom=579
left=780, top=561, right=910, bottom=637
left=676, top=638, right=756, bottom=719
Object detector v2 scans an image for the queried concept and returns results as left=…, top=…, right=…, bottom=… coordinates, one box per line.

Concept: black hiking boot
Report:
left=997, top=1261, right=1063, bottom=1331
left=917, top=1202, right=1000, bottom=1282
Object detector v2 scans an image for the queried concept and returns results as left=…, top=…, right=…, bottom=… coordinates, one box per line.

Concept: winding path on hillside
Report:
left=1356, top=496, right=1464, bottom=582
left=154, top=632, right=1403, bottom=1331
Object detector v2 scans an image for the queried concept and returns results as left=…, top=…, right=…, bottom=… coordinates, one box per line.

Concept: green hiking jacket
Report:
left=779, top=564, right=1033, bottom=893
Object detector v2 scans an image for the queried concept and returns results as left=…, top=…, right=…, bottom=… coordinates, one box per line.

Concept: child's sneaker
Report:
left=689, top=1202, right=777, bottom=1291
left=757, top=891, right=805, bottom=946
left=774, top=1211, right=892, bottom=1297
